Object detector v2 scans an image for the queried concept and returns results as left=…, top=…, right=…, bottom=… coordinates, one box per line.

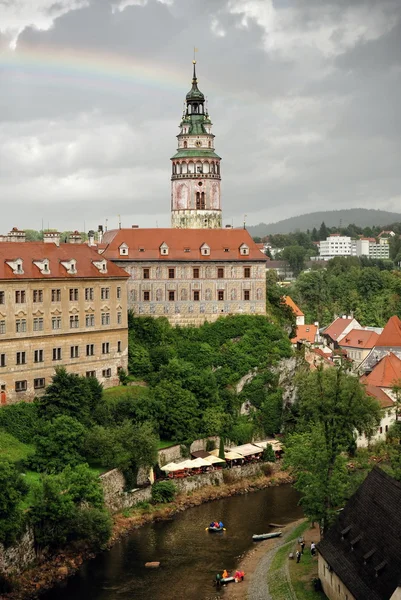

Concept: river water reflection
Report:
left=42, top=484, right=302, bottom=600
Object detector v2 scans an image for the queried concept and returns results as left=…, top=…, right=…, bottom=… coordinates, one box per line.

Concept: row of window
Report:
left=1, top=342, right=122, bottom=367
left=143, top=267, right=252, bottom=280
left=0, top=287, right=122, bottom=305
left=142, top=290, right=252, bottom=302
left=1, top=312, right=119, bottom=335
left=14, top=368, right=116, bottom=392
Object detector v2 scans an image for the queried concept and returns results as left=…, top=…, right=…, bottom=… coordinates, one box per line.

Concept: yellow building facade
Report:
left=0, top=241, right=128, bottom=404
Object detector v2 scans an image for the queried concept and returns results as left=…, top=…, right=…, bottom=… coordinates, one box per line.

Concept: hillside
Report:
left=248, top=209, right=401, bottom=237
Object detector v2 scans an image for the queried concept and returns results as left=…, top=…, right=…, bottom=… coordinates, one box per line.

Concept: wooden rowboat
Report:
left=221, top=577, right=235, bottom=584
left=252, top=531, right=282, bottom=541
left=208, top=526, right=224, bottom=532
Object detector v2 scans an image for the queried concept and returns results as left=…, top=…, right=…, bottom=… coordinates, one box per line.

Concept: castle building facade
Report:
left=0, top=241, right=128, bottom=404
left=101, top=228, right=266, bottom=326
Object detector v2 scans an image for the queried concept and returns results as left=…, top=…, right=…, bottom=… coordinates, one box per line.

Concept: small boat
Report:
left=221, top=577, right=235, bottom=584
left=252, top=531, right=282, bottom=541
left=269, top=523, right=283, bottom=528
left=208, top=525, right=224, bottom=532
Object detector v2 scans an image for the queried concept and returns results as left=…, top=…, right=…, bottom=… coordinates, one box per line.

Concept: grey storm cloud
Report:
left=0, top=0, right=400, bottom=232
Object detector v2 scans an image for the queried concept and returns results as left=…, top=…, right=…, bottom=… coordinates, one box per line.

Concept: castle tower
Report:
left=171, top=61, right=222, bottom=229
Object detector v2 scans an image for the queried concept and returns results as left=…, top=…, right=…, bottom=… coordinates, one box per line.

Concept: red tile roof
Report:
left=339, top=329, right=379, bottom=349
left=375, top=316, right=401, bottom=347
left=284, top=296, right=304, bottom=317
left=361, top=381, right=394, bottom=408
left=323, top=317, right=355, bottom=341
left=0, top=242, right=129, bottom=280
left=102, top=228, right=266, bottom=261
left=291, top=324, right=317, bottom=344
left=365, top=353, right=401, bottom=389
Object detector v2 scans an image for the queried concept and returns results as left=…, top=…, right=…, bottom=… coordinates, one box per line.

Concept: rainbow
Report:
left=0, top=43, right=200, bottom=94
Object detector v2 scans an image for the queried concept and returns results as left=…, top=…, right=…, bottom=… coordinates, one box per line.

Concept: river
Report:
left=42, top=484, right=302, bottom=600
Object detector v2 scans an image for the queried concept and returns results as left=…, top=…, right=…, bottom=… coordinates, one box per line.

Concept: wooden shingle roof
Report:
left=318, top=468, right=401, bottom=600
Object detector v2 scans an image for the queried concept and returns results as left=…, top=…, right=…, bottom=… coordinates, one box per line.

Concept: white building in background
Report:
left=318, top=234, right=354, bottom=260
left=355, top=237, right=390, bottom=260
left=319, top=234, right=390, bottom=261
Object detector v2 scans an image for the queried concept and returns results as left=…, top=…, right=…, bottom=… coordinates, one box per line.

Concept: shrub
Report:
left=31, top=415, right=86, bottom=472
left=222, top=470, right=236, bottom=485
left=0, top=459, right=28, bottom=546
left=261, top=463, right=273, bottom=477
left=262, top=445, right=276, bottom=463
left=135, top=500, right=151, bottom=511
left=151, top=481, right=176, bottom=504
left=70, top=508, right=112, bottom=550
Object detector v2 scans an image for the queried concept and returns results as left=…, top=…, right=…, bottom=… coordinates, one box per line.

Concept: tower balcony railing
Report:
left=171, top=173, right=221, bottom=180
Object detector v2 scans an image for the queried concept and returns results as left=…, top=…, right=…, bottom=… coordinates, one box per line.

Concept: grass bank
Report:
left=267, top=521, right=326, bottom=600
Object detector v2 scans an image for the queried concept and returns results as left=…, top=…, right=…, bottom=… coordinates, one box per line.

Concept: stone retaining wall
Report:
left=100, top=461, right=280, bottom=513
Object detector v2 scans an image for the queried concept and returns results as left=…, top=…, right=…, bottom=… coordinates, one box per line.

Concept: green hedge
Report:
left=0, top=402, right=39, bottom=443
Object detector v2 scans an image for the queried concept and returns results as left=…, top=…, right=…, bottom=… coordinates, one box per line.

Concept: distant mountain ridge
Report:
left=247, top=209, right=401, bottom=237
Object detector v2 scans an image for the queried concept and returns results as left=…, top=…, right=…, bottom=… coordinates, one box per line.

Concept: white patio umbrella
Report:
left=160, top=461, right=188, bottom=472
left=204, top=455, right=226, bottom=465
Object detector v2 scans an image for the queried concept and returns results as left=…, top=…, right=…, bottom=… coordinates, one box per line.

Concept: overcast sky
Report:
left=0, top=0, right=400, bottom=232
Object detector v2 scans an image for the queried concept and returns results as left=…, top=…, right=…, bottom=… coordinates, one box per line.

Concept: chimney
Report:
left=97, top=225, right=103, bottom=244
left=43, top=231, right=60, bottom=246
left=68, top=231, right=82, bottom=244
left=87, top=230, right=96, bottom=247
left=8, top=227, right=26, bottom=243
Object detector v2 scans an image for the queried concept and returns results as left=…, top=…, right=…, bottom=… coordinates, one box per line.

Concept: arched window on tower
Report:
left=216, top=163, right=220, bottom=175
left=184, top=141, right=187, bottom=149
left=196, top=192, right=201, bottom=209
left=200, top=192, right=205, bottom=210
left=211, top=162, right=215, bottom=174
left=208, top=141, right=211, bottom=148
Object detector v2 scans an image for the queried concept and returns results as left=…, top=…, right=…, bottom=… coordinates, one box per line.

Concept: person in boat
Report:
left=209, top=521, right=215, bottom=528
left=222, top=569, right=229, bottom=579
left=215, top=573, right=222, bottom=588
left=218, top=521, right=224, bottom=529
left=214, top=521, right=219, bottom=528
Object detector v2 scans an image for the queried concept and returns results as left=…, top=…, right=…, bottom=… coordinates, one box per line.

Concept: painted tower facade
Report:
left=171, top=62, right=222, bottom=229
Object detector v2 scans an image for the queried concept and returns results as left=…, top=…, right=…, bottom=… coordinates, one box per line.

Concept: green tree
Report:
left=153, top=380, right=200, bottom=441
left=37, top=367, right=101, bottom=425
left=285, top=425, right=348, bottom=536
left=319, top=221, right=329, bottom=240
left=32, top=415, right=86, bottom=472
left=281, top=245, right=307, bottom=276
left=295, top=367, right=381, bottom=454
left=128, top=341, right=152, bottom=377
left=30, top=465, right=109, bottom=551
left=0, top=459, right=28, bottom=546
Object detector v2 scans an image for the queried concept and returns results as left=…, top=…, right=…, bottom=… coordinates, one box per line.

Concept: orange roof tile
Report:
left=365, top=353, right=401, bottom=389
left=101, top=228, right=266, bottom=262
left=284, top=296, right=304, bottom=317
left=339, top=329, right=379, bottom=349
left=360, top=380, right=394, bottom=408
left=0, top=242, right=128, bottom=280
left=291, top=324, right=317, bottom=344
left=323, top=317, right=354, bottom=341
left=375, top=316, right=401, bottom=347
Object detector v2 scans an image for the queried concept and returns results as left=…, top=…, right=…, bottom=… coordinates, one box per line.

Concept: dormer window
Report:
left=6, top=258, right=24, bottom=275
left=33, top=259, right=50, bottom=275
left=119, top=243, right=128, bottom=256
left=240, top=243, right=249, bottom=256
left=200, top=243, right=210, bottom=256
left=93, top=260, right=108, bottom=274
left=160, top=243, right=169, bottom=256
left=139, top=247, right=145, bottom=252
left=61, top=259, right=77, bottom=275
